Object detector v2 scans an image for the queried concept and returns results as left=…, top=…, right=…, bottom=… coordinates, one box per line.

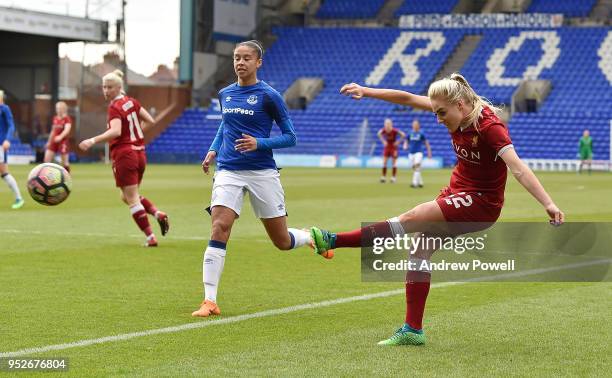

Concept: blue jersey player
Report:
left=192, top=40, right=313, bottom=317
left=0, top=90, right=24, bottom=209
left=403, top=119, right=431, bottom=188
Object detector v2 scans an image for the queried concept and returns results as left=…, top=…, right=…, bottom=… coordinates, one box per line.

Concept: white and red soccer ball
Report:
left=27, top=163, right=72, bottom=206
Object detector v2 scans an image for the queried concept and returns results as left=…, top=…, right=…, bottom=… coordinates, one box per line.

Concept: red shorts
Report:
left=383, top=146, right=398, bottom=158
left=111, top=148, right=146, bottom=187
left=48, top=140, right=69, bottom=154
left=435, top=187, right=502, bottom=234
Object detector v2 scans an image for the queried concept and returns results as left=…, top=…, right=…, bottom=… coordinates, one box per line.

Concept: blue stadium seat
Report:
left=316, top=0, right=386, bottom=19
left=150, top=25, right=612, bottom=163
left=394, top=0, right=457, bottom=16
left=527, top=0, right=596, bottom=17
left=461, top=28, right=610, bottom=118
left=8, top=136, right=34, bottom=156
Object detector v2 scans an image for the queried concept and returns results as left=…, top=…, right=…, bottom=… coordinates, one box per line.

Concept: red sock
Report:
left=335, top=220, right=394, bottom=248
left=392, top=167, right=397, bottom=177
left=335, top=229, right=362, bottom=248
left=382, top=167, right=387, bottom=176
left=131, top=205, right=153, bottom=236
left=63, top=165, right=70, bottom=173
left=405, top=270, right=431, bottom=330
left=140, top=196, right=158, bottom=216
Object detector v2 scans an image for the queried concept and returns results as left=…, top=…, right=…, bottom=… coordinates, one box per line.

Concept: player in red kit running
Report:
left=311, top=73, right=564, bottom=346
left=78, top=70, right=169, bottom=247
left=377, top=118, right=405, bottom=183
left=44, top=101, right=72, bottom=173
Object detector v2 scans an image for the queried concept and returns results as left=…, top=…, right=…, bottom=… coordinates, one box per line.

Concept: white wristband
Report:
left=89, top=137, right=96, bottom=145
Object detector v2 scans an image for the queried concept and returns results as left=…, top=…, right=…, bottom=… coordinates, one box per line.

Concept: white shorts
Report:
left=210, top=169, right=286, bottom=219
left=0, top=148, right=6, bottom=164
left=409, top=152, right=423, bottom=167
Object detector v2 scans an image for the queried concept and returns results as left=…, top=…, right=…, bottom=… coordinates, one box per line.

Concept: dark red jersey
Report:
left=380, top=128, right=400, bottom=146
left=447, top=107, right=513, bottom=207
left=107, top=95, right=144, bottom=151
left=50, top=116, right=71, bottom=138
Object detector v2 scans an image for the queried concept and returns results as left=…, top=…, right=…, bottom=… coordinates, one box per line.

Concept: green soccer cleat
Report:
left=377, top=327, right=426, bottom=346
left=310, top=227, right=335, bottom=255
left=11, top=198, right=24, bottom=209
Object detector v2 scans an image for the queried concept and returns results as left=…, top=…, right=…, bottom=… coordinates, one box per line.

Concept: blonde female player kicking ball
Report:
left=191, top=40, right=314, bottom=318
left=79, top=70, right=169, bottom=247
left=311, top=73, right=564, bottom=345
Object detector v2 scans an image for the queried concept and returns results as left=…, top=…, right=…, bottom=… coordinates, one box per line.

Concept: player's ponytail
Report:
left=428, top=73, right=501, bottom=129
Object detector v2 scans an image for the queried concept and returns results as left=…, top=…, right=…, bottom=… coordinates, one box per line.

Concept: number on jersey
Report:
left=444, top=192, right=473, bottom=209
left=127, top=111, right=143, bottom=141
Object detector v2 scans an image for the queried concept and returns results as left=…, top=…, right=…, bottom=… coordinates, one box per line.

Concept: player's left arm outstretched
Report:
left=78, top=119, right=122, bottom=151
left=501, top=148, right=564, bottom=225
left=340, top=82, right=432, bottom=111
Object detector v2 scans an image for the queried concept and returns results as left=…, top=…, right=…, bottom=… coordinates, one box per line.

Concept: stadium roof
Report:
left=0, top=6, right=108, bottom=42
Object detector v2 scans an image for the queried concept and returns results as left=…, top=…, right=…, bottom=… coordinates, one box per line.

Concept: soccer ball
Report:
left=27, top=163, right=72, bottom=206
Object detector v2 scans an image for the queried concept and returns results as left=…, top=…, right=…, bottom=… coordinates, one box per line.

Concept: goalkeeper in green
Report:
left=578, top=129, right=593, bottom=174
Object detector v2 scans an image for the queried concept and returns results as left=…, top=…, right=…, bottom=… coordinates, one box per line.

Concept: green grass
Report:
left=0, top=165, right=611, bottom=376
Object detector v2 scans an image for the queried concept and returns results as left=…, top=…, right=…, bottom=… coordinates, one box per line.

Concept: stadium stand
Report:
left=527, top=0, right=597, bottom=17
left=394, top=0, right=457, bottom=17
left=510, top=113, right=609, bottom=160
left=461, top=28, right=611, bottom=114
left=316, top=0, right=387, bottom=19
left=150, top=3, right=611, bottom=165
left=147, top=108, right=215, bottom=162
left=260, top=27, right=464, bottom=111
left=8, top=136, right=34, bottom=157
left=149, top=27, right=464, bottom=162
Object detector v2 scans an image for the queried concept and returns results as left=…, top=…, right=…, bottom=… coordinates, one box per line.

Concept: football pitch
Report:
left=1, top=164, right=611, bottom=376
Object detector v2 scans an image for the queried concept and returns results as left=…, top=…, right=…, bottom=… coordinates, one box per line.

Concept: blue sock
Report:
left=288, top=231, right=295, bottom=249
left=208, top=240, right=227, bottom=250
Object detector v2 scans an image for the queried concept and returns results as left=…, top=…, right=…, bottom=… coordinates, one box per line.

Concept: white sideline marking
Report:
left=1, top=259, right=610, bottom=357
left=0, top=287, right=416, bottom=358
left=0, top=229, right=270, bottom=242
left=0, top=228, right=206, bottom=241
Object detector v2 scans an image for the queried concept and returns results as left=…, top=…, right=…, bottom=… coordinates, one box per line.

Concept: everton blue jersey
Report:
left=408, top=131, right=427, bottom=154
left=215, top=81, right=294, bottom=171
left=0, top=104, right=15, bottom=141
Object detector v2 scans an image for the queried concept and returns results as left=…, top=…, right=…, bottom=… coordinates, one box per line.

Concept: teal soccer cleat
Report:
left=11, top=198, right=24, bottom=209
left=309, top=227, right=336, bottom=255
left=377, top=326, right=426, bottom=346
